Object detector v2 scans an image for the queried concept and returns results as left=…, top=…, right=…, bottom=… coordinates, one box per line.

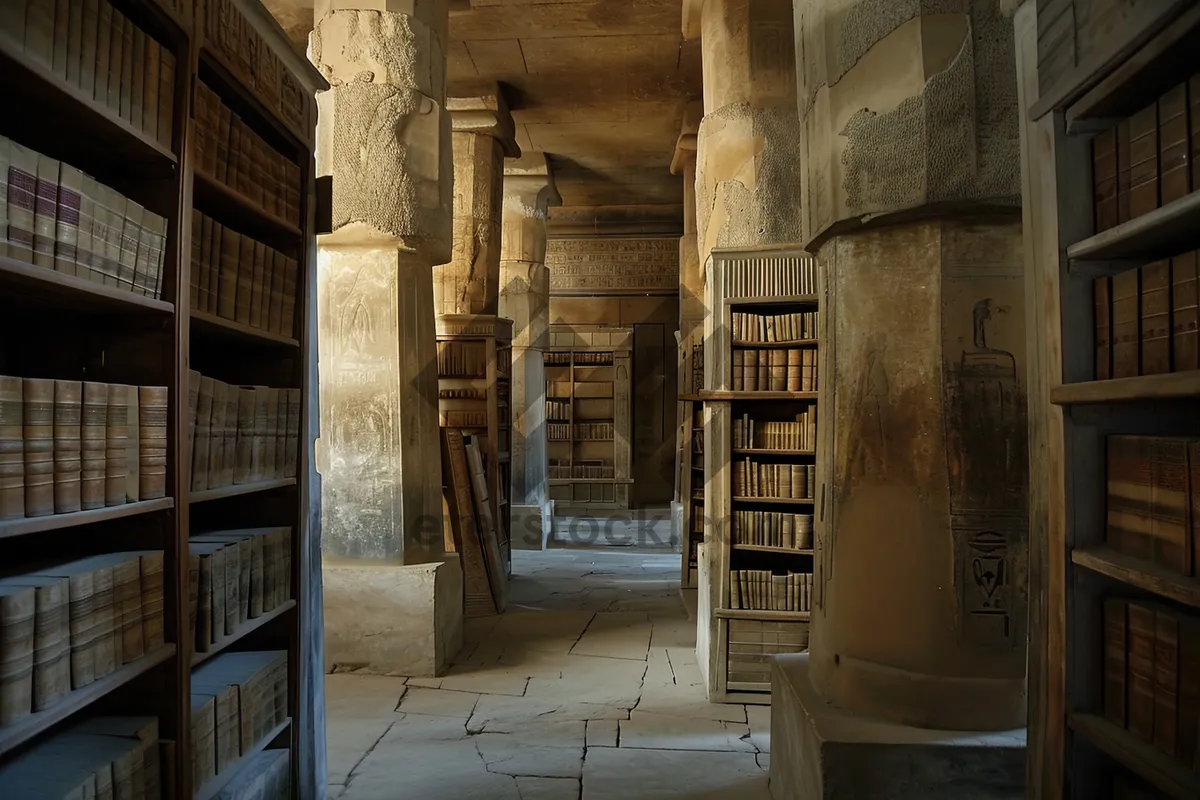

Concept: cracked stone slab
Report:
left=489, top=610, right=597, bottom=653
left=570, top=612, right=653, bottom=661
left=585, top=718, right=619, bottom=748
left=414, top=664, right=531, bottom=697
left=325, top=674, right=409, bottom=719
left=469, top=692, right=630, bottom=730
left=635, top=680, right=747, bottom=724
left=475, top=733, right=584, bottom=778
left=342, top=738, right=519, bottom=800
left=470, top=717, right=586, bottom=748
left=746, top=704, right=771, bottom=753
left=581, top=747, right=770, bottom=800
left=397, top=687, right=481, bottom=719
left=617, top=710, right=756, bottom=753
left=326, top=718, right=395, bottom=785
left=515, top=776, right=581, bottom=800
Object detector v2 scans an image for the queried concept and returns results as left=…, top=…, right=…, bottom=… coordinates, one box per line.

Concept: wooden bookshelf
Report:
left=0, top=0, right=326, bottom=796
left=1022, top=5, right=1200, bottom=798
left=698, top=245, right=820, bottom=701
left=679, top=399, right=704, bottom=588
left=545, top=325, right=633, bottom=511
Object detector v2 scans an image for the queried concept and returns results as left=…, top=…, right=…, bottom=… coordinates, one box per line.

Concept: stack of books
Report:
left=732, top=458, right=815, bottom=500
left=188, top=528, right=292, bottom=654
left=732, top=411, right=816, bottom=451
left=732, top=511, right=813, bottom=549
left=729, top=570, right=813, bottom=612
left=1106, top=435, right=1200, bottom=574
left=1095, top=253, right=1198, bottom=380
left=732, top=310, right=818, bottom=342
left=731, top=348, right=817, bottom=392
left=436, top=341, right=487, bottom=378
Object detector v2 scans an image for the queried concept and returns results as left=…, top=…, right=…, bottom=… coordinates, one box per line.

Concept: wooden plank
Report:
left=1066, top=189, right=1200, bottom=262
left=441, top=429, right=498, bottom=618
left=0, top=255, right=176, bottom=314
left=466, top=436, right=506, bottom=612
left=1068, top=713, right=1200, bottom=799
left=0, top=497, right=174, bottom=539
left=715, top=608, right=811, bottom=621
left=1072, top=546, right=1200, bottom=609
left=1050, top=371, right=1200, bottom=404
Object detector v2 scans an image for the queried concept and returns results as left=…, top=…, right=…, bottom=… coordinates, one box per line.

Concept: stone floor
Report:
left=325, top=549, right=771, bottom=800
left=550, top=508, right=679, bottom=550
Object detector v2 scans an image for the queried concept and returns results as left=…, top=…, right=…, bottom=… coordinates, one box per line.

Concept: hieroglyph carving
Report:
left=546, top=238, right=679, bottom=295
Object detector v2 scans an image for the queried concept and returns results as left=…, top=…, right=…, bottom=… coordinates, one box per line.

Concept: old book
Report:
left=1127, top=602, right=1157, bottom=741
left=24, top=0, right=54, bottom=67
left=0, top=0, right=25, bottom=50
left=1158, top=83, right=1191, bottom=205
left=130, top=26, right=145, bottom=129
left=731, top=350, right=743, bottom=391
left=1107, top=436, right=1153, bottom=560
left=118, top=11, right=134, bottom=121
left=157, top=48, right=174, bottom=149
left=1094, top=276, right=1112, bottom=380
left=130, top=551, right=164, bottom=651
left=80, top=381, right=106, bottom=509
left=216, top=102, right=232, bottom=183
left=192, top=543, right=226, bottom=650
left=132, top=208, right=153, bottom=296
left=1111, top=268, right=1140, bottom=379
left=125, top=384, right=139, bottom=504
left=192, top=535, right=251, bottom=625
left=265, top=248, right=285, bottom=336
left=0, top=376, right=23, bottom=520
left=0, top=575, right=69, bottom=712
left=190, top=208, right=202, bottom=309
left=6, top=141, right=37, bottom=263
left=1128, top=103, right=1159, bottom=218
left=117, top=200, right=142, bottom=292
left=1149, top=437, right=1192, bottom=575
left=1177, top=617, right=1200, bottom=764
left=0, top=584, right=34, bottom=726
left=106, top=10, right=123, bottom=113
left=92, top=0, right=111, bottom=105
left=1093, top=127, right=1119, bottom=231
left=94, top=185, right=121, bottom=287
left=52, top=0, right=70, bottom=78
left=207, top=380, right=229, bottom=490
left=274, top=390, right=288, bottom=478
left=227, top=113, right=242, bottom=188
left=54, top=163, right=83, bottom=276
left=251, top=386, right=270, bottom=481
left=146, top=212, right=166, bottom=297
left=29, top=560, right=99, bottom=690
left=75, top=174, right=97, bottom=280
left=104, top=383, right=129, bottom=507
left=1117, top=119, right=1132, bottom=223
left=33, top=153, right=60, bottom=269
left=191, top=376, right=214, bottom=492
left=222, top=384, right=238, bottom=486
left=142, top=34, right=159, bottom=142
left=138, top=386, right=167, bottom=501
left=1140, top=261, right=1171, bottom=376
left=22, top=378, right=54, bottom=518
left=79, top=0, right=98, bottom=95
left=107, top=553, right=143, bottom=663
left=83, top=556, right=116, bottom=676
left=53, top=380, right=82, bottom=514
left=263, top=388, right=279, bottom=479
left=1172, top=251, right=1199, bottom=373
left=1154, top=609, right=1180, bottom=754
left=249, top=241, right=266, bottom=328
left=743, top=349, right=757, bottom=394
left=281, top=257, right=298, bottom=337
left=285, top=388, right=300, bottom=478
left=208, top=219, right=223, bottom=312
left=217, top=226, right=239, bottom=319
left=227, top=386, right=253, bottom=486
left=235, top=234, right=255, bottom=324
left=191, top=694, right=217, bottom=787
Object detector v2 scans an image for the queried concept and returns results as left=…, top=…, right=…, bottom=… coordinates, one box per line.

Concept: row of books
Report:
left=547, top=423, right=570, bottom=442
left=0, top=715, right=164, bottom=799
left=437, top=341, right=488, bottom=378
left=187, top=372, right=301, bottom=493
left=0, top=378, right=167, bottom=520
left=691, top=428, right=703, bottom=456
left=729, top=570, right=813, bottom=612
left=545, top=352, right=572, bottom=366
left=191, top=650, right=288, bottom=790
left=1095, top=252, right=1198, bottom=380
left=562, top=462, right=614, bottom=479
left=0, top=551, right=163, bottom=724
left=732, top=311, right=818, bottom=343
left=440, top=388, right=486, bottom=400
left=194, top=81, right=302, bottom=226
left=189, top=527, right=292, bottom=654
left=189, top=210, right=300, bottom=337
left=575, top=423, right=614, bottom=441
left=1106, top=435, right=1200, bottom=577
left=198, top=0, right=308, bottom=134
left=546, top=399, right=570, bottom=421
left=1104, top=599, right=1200, bottom=769
left=691, top=342, right=704, bottom=394
left=731, top=349, right=817, bottom=393
left=732, top=459, right=815, bottom=501
left=1092, top=75, right=1199, bottom=233
left=726, top=260, right=818, bottom=298
left=0, top=0, right=175, bottom=149
left=571, top=351, right=614, bottom=365
left=2, top=137, right=169, bottom=298
left=439, top=410, right=487, bottom=428
left=732, top=511, right=814, bottom=550
left=732, top=411, right=816, bottom=452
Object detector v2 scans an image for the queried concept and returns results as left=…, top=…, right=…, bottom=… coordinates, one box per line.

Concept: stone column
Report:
left=311, top=0, right=462, bottom=676
left=771, top=1, right=1029, bottom=796
left=672, top=102, right=703, bottom=396
left=498, top=153, right=560, bottom=549
left=434, top=90, right=520, bottom=316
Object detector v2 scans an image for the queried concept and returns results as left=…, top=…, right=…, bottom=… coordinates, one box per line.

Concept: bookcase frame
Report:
left=698, top=245, right=819, bottom=704
left=0, top=0, right=327, bottom=796
left=545, top=325, right=633, bottom=512
left=1023, top=5, right=1200, bottom=799
left=678, top=397, right=704, bottom=588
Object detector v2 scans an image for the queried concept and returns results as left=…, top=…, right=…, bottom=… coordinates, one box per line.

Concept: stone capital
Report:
left=503, top=152, right=562, bottom=220
left=448, top=88, right=521, bottom=158
left=670, top=101, right=702, bottom=176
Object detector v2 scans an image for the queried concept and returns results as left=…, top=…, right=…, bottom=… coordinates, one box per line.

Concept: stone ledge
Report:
left=770, top=653, right=1025, bottom=800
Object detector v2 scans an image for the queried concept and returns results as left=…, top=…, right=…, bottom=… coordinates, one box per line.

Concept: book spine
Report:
left=1127, top=602, right=1157, bottom=741
left=6, top=142, right=37, bottom=263
left=0, top=586, right=35, bottom=725
left=30, top=579, right=70, bottom=711
left=250, top=241, right=267, bottom=329
left=1172, top=251, right=1199, bottom=373
left=274, top=390, right=288, bottom=479
left=206, top=381, right=228, bottom=490
left=207, top=220, right=222, bottom=313
left=75, top=175, right=97, bottom=280
left=142, top=35, right=160, bottom=142
left=24, top=0, right=54, bottom=67
left=1158, top=83, right=1191, bottom=205
left=281, top=257, right=298, bottom=338
left=191, top=377, right=214, bottom=493
left=235, top=235, right=254, bottom=324
left=32, top=154, right=60, bottom=269
left=118, top=200, right=143, bottom=293
left=1094, top=276, right=1112, bottom=380
left=105, top=383, right=130, bottom=507
left=106, top=10, right=124, bottom=113
left=80, top=0, right=98, bottom=96
left=93, top=0, right=112, bottom=106
left=139, top=552, right=165, bottom=651
left=52, top=380, right=82, bottom=514
left=1154, top=609, right=1180, bottom=755
left=1104, top=598, right=1129, bottom=727
left=0, top=377, right=24, bottom=520
left=1111, top=268, right=1140, bottom=379
left=130, top=27, right=145, bottom=131
left=114, top=556, right=143, bottom=662
left=217, top=226, right=239, bottom=319
left=1093, top=127, right=1119, bottom=232
left=1127, top=103, right=1159, bottom=219
left=90, top=562, right=116, bottom=676
left=252, top=387, right=269, bottom=481
left=1139, top=261, right=1171, bottom=376
left=54, top=164, right=83, bottom=276
left=158, top=48, right=175, bottom=150
left=22, top=378, right=55, bottom=518
left=264, top=388, right=279, bottom=479
left=64, top=569, right=95, bottom=689
left=285, top=388, right=300, bottom=479
left=138, top=386, right=168, bottom=500
left=1150, top=437, right=1191, bottom=574
left=119, top=8, right=133, bottom=121
left=80, top=381, right=107, bottom=509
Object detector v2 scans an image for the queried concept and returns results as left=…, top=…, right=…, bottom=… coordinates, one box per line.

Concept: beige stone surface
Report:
left=569, top=611, right=653, bottom=661
left=583, top=747, right=769, bottom=799
left=397, top=686, right=481, bottom=718
left=516, top=777, right=583, bottom=800
left=619, top=710, right=756, bottom=753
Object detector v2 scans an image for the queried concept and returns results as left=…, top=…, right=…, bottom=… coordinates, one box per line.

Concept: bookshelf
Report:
left=436, top=314, right=513, bottom=575
left=545, top=325, right=633, bottom=512
left=698, top=245, right=819, bottom=703
left=1023, top=5, right=1200, bottom=798
left=679, top=398, right=704, bottom=588
left=0, top=0, right=326, bottom=797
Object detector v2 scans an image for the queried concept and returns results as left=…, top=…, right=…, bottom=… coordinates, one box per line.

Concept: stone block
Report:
left=323, top=557, right=463, bottom=677
left=511, top=503, right=552, bottom=550
left=770, top=654, right=1025, bottom=800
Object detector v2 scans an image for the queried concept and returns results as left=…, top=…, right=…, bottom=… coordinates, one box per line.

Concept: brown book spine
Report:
left=1128, top=603, right=1157, bottom=741
left=1140, top=261, right=1171, bottom=376
left=119, top=9, right=133, bottom=121
left=157, top=48, right=175, bottom=150
left=235, top=234, right=254, bottom=324
left=252, top=387, right=269, bottom=481
left=1151, top=437, right=1191, bottom=575
left=30, top=578, right=70, bottom=711
left=198, top=214, right=213, bottom=312
left=191, top=376, right=213, bottom=493
left=138, top=386, right=168, bottom=500
left=89, top=561, right=116, bottom=676
left=80, top=381, right=107, bottom=510
left=207, top=219, right=222, bottom=312
left=54, top=164, right=83, bottom=277
left=79, top=0, right=98, bottom=97
left=281, top=257, right=298, bottom=338
left=106, top=10, right=123, bottom=113
left=218, top=226, right=239, bottom=319
left=274, top=390, right=288, bottom=478
left=113, top=555, right=143, bottom=662
left=33, top=155, right=60, bottom=269
left=92, top=0, right=112, bottom=104
left=768, top=350, right=786, bottom=392
left=1154, top=609, right=1180, bottom=755
left=22, top=378, right=55, bottom=518
left=74, top=175, right=96, bottom=280
left=0, top=585, right=35, bottom=725
left=1128, top=103, right=1159, bottom=219
left=1117, top=119, right=1132, bottom=223
left=264, top=388, right=280, bottom=479
left=138, top=551, right=165, bottom=651
left=130, top=26, right=145, bottom=130
left=285, top=388, right=300, bottom=479
left=731, top=350, right=743, bottom=391
left=6, top=143, right=37, bottom=264
left=190, top=208, right=203, bottom=310
left=227, top=116, right=242, bottom=190
left=52, top=0, right=70, bottom=77
left=132, top=206, right=154, bottom=297
left=52, top=380, right=82, bottom=514
left=142, top=36, right=160, bottom=142
left=249, top=240, right=266, bottom=328
left=1107, top=435, right=1154, bottom=560
left=216, top=103, right=232, bottom=184
left=222, top=383, right=237, bottom=487
left=118, top=200, right=143, bottom=293
left=1093, top=127, right=1119, bottom=232
left=1094, top=276, right=1112, bottom=380
left=23, top=0, right=54, bottom=67
left=105, top=383, right=129, bottom=507
left=1158, top=83, right=1191, bottom=205
left=1111, top=268, right=1140, bottom=379
left=743, top=349, right=757, bottom=393
left=268, top=249, right=285, bottom=334
left=1172, top=251, right=1199, bottom=373
left=0, top=377, right=24, bottom=520
left=206, top=381, right=228, bottom=490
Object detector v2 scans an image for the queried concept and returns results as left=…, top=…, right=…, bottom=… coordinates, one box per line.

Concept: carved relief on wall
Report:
left=546, top=238, right=679, bottom=295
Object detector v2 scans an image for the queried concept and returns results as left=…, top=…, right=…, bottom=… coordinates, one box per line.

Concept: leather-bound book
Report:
left=227, top=114, right=242, bottom=189
left=263, top=388, right=280, bottom=480
left=1150, top=437, right=1191, bottom=575
left=106, top=11, right=123, bottom=113
left=74, top=174, right=97, bottom=280
left=1106, top=435, right=1153, bottom=560
left=252, top=387, right=270, bottom=481
left=117, top=200, right=143, bottom=293
left=268, top=249, right=285, bottom=334
left=80, top=0, right=99, bottom=98
left=208, top=219, right=222, bottom=313
left=84, top=556, right=116, bottom=677
left=249, top=241, right=266, bottom=329
left=131, top=550, right=164, bottom=651
left=1093, top=127, right=1119, bottom=231
left=6, top=141, right=37, bottom=263
left=1117, top=119, right=1132, bottom=223
left=1128, top=602, right=1157, bottom=740
left=285, top=389, right=300, bottom=479
left=104, top=383, right=129, bottom=507
left=80, top=381, right=107, bottom=510
left=54, top=164, right=83, bottom=276
left=186, top=369, right=200, bottom=487
left=731, top=350, right=743, bottom=391
left=157, top=48, right=174, bottom=150
left=259, top=247, right=276, bottom=330
left=0, top=584, right=34, bottom=725
left=1128, top=103, right=1160, bottom=218
left=286, top=162, right=301, bottom=225
left=124, top=383, right=139, bottom=504
left=118, top=8, right=133, bottom=122
left=191, top=694, right=216, bottom=787
left=1177, top=617, right=1200, bottom=763
left=23, top=0, right=53, bottom=67
left=107, top=553, right=143, bottom=663
left=53, top=380, right=82, bottom=514
left=138, top=386, right=167, bottom=500
left=142, top=35, right=159, bottom=142
left=0, top=376, right=23, bottom=520
left=787, top=348, right=802, bottom=391
left=1154, top=609, right=1180, bottom=755
left=100, top=186, right=126, bottom=288
left=281, top=257, right=298, bottom=337
left=92, top=0, right=111, bottom=104
left=768, top=350, right=786, bottom=392
left=221, top=384, right=237, bottom=486
left=191, top=376, right=214, bottom=493
left=1140, top=261, right=1171, bottom=376
left=1111, top=268, right=1140, bottom=378
left=1158, top=83, right=1191, bottom=205
left=217, top=226, right=239, bottom=319
left=23, top=378, right=55, bottom=518
left=274, top=391, right=288, bottom=479
left=206, top=380, right=228, bottom=490
left=217, top=103, right=232, bottom=183
left=1094, top=276, right=1112, bottom=380
left=1172, top=251, right=1199, bottom=372
left=0, top=575, right=69, bottom=712
left=743, top=349, right=757, bottom=394
left=235, top=234, right=255, bottom=325
left=33, top=154, right=59, bottom=269
left=29, top=559, right=98, bottom=689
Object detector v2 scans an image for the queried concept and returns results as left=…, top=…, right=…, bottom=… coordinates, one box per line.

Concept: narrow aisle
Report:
left=326, top=550, right=772, bottom=799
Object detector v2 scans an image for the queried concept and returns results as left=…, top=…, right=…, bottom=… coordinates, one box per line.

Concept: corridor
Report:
left=325, top=550, right=772, bottom=799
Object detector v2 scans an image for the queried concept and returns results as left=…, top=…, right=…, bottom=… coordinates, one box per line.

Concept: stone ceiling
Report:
left=265, top=0, right=701, bottom=235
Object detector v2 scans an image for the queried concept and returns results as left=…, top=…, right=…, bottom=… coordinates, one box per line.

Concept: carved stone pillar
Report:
left=770, top=2, right=1028, bottom=796
left=672, top=102, right=703, bottom=396
left=498, top=154, right=560, bottom=549
left=434, top=90, right=520, bottom=316
left=311, top=0, right=462, bottom=676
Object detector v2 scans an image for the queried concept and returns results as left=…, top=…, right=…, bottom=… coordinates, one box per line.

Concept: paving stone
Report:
left=585, top=719, right=619, bottom=748
left=397, top=687, right=481, bottom=719
left=489, top=610, right=596, bottom=653
left=745, top=704, right=771, bottom=753
left=325, top=718, right=394, bottom=785
left=582, top=746, right=770, bottom=799
left=469, top=691, right=630, bottom=731
left=325, top=675, right=408, bottom=719
left=327, top=785, right=344, bottom=799
left=343, top=737, right=518, bottom=800
left=617, top=711, right=756, bottom=753
left=635, top=680, right=747, bottom=724
left=427, top=664, right=531, bottom=696
left=570, top=612, right=653, bottom=661
left=515, top=776, right=581, bottom=800
left=475, top=733, right=585, bottom=778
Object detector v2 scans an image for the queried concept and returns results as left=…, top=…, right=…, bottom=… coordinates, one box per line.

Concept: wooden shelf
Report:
left=727, top=295, right=818, bottom=306
left=733, top=339, right=818, bottom=348
left=192, top=600, right=298, bottom=667
left=678, top=393, right=704, bottom=402
left=1049, top=371, right=1200, bottom=405
left=0, top=256, right=175, bottom=315
left=189, top=478, right=297, bottom=504
left=732, top=448, right=815, bottom=456
left=715, top=608, right=810, bottom=621
left=0, top=644, right=176, bottom=757
left=195, top=718, right=292, bottom=800
left=732, top=545, right=814, bottom=555
left=1068, top=713, right=1200, bottom=800
left=193, top=171, right=303, bottom=242
left=190, top=311, right=300, bottom=348
left=1072, top=546, right=1200, bottom=610
left=0, top=497, right=174, bottom=539
left=700, top=390, right=818, bottom=401
left=548, top=478, right=632, bottom=485
left=732, top=496, right=815, bottom=506
left=1067, top=190, right=1200, bottom=263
